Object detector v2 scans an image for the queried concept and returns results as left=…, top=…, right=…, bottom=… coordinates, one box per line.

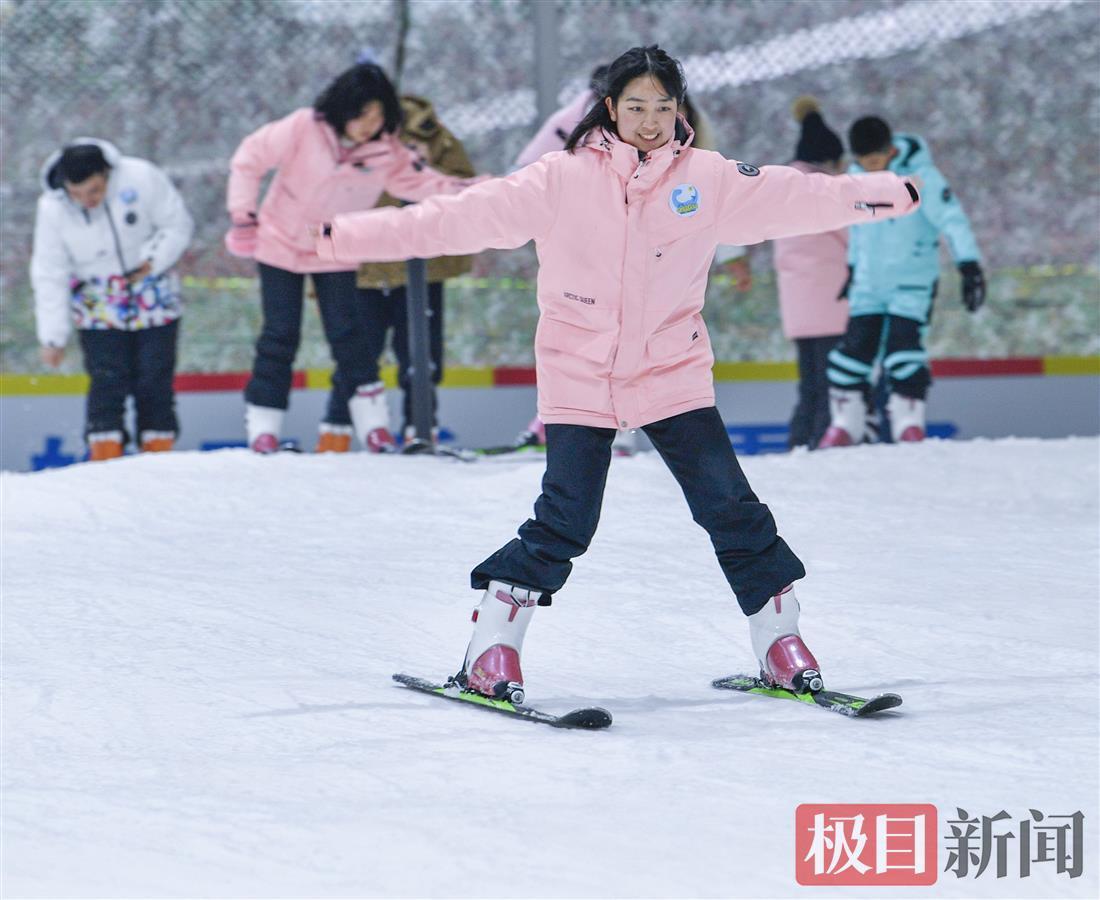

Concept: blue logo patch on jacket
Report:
left=669, top=183, right=700, bottom=218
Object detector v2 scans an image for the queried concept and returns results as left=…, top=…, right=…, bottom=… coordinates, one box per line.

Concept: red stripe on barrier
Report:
left=493, top=367, right=538, bottom=386
left=173, top=373, right=249, bottom=392
left=173, top=371, right=306, bottom=392
left=162, top=358, right=1055, bottom=394
left=931, top=358, right=1043, bottom=377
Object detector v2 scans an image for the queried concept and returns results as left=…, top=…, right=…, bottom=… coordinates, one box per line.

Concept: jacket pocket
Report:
left=646, top=315, right=708, bottom=366
left=536, top=316, right=616, bottom=415
left=538, top=316, right=616, bottom=366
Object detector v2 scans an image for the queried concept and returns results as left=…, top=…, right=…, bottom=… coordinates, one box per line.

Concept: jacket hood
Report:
left=39, top=137, right=122, bottom=193
left=849, top=132, right=931, bottom=175
left=584, top=115, right=695, bottom=179
left=888, top=133, right=932, bottom=172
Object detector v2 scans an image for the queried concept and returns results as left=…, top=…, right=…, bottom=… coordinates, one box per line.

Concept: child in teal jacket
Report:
left=821, top=116, right=985, bottom=447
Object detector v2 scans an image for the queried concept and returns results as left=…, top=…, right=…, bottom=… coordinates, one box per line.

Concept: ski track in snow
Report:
left=2, top=438, right=1097, bottom=898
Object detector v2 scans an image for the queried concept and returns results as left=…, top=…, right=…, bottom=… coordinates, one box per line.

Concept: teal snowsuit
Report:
left=828, top=133, right=981, bottom=399
left=847, top=133, right=981, bottom=320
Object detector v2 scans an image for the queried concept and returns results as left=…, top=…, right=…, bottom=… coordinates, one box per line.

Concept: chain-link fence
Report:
left=2, top=0, right=1098, bottom=373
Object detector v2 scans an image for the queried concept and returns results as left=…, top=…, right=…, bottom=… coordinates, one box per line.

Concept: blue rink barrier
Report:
left=26, top=420, right=957, bottom=469
left=726, top=422, right=959, bottom=455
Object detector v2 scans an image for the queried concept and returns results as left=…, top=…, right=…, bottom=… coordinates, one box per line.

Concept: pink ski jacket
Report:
left=316, top=127, right=920, bottom=429
left=227, top=107, right=477, bottom=273
left=513, top=90, right=595, bottom=169
left=772, top=160, right=851, bottom=340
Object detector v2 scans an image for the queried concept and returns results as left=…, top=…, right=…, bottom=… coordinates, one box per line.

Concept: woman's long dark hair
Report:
left=564, top=45, right=686, bottom=152
left=314, top=63, right=402, bottom=138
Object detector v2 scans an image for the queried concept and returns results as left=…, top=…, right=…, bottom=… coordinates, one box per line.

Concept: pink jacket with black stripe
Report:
left=227, top=107, right=477, bottom=273
left=316, top=126, right=920, bottom=429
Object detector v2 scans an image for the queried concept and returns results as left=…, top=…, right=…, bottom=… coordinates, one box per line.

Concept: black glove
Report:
left=958, top=261, right=985, bottom=312
left=837, top=264, right=853, bottom=301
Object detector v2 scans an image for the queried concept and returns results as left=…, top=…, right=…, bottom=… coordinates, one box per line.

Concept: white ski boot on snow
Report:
left=748, top=584, right=823, bottom=693
left=246, top=404, right=284, bottom=454
left=886, top=392, right=926, bottom=442
left=818, top=387, right=866, bottom=448
left=349, top=381, right=397, bottom=452
left=453, top=581, right=541, bottom=704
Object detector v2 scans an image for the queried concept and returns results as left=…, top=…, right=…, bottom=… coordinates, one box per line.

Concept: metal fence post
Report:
left=403, top=257, right=435, bottom=447
left=533, top=0, right=560, bottom=122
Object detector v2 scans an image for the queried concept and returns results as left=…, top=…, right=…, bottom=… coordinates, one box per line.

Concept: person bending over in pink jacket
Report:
left=315, top=46, right=920, bottom=703
left=226, top=63, right=477, bottom=454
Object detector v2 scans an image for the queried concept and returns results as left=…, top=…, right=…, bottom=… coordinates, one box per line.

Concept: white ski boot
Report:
left=886, top=392, right=926, bottom=442
left=454, top=581, right=541, bottom=704
left=349, top=381, right=396, bottom=452
left=612, top=428, right=638, bottom=457
left=246, top=404, right=284, bottom=454
left=748, top=584, right=823, bottom=693
left=818, top=387, right=866, bottom=448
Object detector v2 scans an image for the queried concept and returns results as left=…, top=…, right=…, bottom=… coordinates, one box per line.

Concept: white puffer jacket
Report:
left=30, top=138, right=194, bottom=347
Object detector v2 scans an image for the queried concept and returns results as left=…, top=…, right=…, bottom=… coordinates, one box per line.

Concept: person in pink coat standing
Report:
left=771, top=97, right=851, bottom=449
left=315, top=46, right=921, bottom=704
left=513, top=64, right=609, bottom=169
left=225, top=63, right=477, bottom=454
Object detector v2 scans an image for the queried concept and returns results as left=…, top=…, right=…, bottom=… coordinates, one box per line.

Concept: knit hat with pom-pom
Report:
left=792, top=95, right=843, bottom=163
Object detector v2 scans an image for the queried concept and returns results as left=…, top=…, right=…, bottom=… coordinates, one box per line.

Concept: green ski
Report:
left=712, top=674, right=902, bottom=718
left=393, top=674, right=612, bottom=730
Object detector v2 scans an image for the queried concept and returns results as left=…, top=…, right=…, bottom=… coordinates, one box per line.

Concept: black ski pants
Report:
left=244, top=263, right=374, bottom=426
left=470, top=406, right=805, bottom=616
left=79, top=319, right=179, bottom=441
left=828, top=313, right=932, bottom=401
left=789, top=335, right=836, bottom=450
left=359, top=282, right=445, bottom=430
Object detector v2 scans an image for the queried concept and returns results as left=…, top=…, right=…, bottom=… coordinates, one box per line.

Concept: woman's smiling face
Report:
left=605, top=75, right=678, bottom=153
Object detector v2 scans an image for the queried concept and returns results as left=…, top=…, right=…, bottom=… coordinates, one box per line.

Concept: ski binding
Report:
left=393, top=674, right=612, bottom=730
left=712, top=673, right=902, bottom=718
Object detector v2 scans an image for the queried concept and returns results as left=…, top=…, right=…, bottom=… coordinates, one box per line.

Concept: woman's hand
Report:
left=225, top=212, right=258, bottom=258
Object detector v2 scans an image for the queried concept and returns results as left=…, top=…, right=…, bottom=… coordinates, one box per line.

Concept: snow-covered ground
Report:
left=2, top=437, right=1098, bottom=898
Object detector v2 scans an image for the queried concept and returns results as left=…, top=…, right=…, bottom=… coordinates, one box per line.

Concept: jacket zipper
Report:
left=104, top=204, right=136, bottom=324
left=854, top=201, right=895, bottom=216
left=625, top=155, right=648, bottom=204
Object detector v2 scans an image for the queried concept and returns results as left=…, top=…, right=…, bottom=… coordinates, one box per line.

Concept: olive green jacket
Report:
left=357, top=95, right=476, bottom=289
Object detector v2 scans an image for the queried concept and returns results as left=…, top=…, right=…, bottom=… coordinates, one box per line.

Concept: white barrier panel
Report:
left=2, top=361, right=1096, bottom=471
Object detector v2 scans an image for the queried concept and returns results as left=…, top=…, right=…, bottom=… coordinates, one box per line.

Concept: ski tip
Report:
left=853, top=693, right=904, bottom=717
left=551, top=707, right=613, bottom=730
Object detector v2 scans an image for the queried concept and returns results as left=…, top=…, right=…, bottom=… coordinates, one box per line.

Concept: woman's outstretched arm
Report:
left=714, top=160, right=920, bottom=246
left=316, top=157, right=560, bottom=264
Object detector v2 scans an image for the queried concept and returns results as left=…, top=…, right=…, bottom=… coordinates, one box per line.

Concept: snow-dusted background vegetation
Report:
left=2, top=0, right=1097, bottom=372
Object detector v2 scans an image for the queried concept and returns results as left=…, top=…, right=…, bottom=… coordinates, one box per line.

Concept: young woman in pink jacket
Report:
left=315, top=46, right=921, bottom=703
left=225, top=63, right=476, bottom=453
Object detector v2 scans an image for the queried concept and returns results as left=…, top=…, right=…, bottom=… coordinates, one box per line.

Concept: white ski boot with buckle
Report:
left=818, top=387, right=866, bottom=448
left=748, top=584, right=823, bottom=693
left=246, top=404, right=284, bottom=454
left=886, top=392, right=926, bottom=443
left=453, top=581, right=541, bottom=704
left=350, top=381, right=397, bottom=452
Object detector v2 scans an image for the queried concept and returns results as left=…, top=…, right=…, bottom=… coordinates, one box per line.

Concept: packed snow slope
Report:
left=2, top=438, right=1098, bottom=899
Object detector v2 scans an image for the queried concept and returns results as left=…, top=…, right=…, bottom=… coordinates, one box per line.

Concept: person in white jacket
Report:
left=30, top=139, right=194, bottom=460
